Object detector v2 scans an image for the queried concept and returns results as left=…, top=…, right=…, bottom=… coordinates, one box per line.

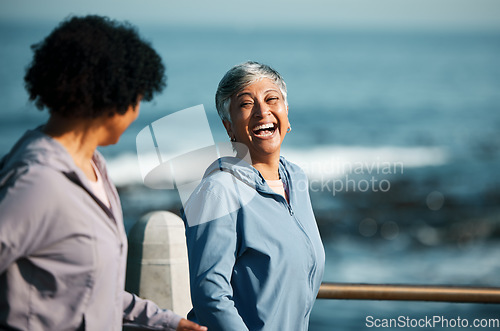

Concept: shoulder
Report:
left=2, top=163, right=71, bottom=205
left=185, top=170, right=239, bottom=209
left=0, top=164, right=77, bottom=243
left=184, top=169, right=257, bottom=227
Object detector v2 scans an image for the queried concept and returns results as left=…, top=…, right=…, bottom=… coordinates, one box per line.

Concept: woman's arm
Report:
left=122, top=292, right=206, bottom=330
left=183, top=189, right=249, bottom=331
left=122, top=292, right=181, bottom=330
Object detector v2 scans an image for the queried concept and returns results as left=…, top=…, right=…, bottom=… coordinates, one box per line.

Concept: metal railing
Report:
left=127, top=212, right=500, bottom=309
left=317, top=283, right=500, bottom=304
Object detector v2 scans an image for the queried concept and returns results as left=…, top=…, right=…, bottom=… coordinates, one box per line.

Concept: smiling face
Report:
left=224, top=78, right=289, bottom=164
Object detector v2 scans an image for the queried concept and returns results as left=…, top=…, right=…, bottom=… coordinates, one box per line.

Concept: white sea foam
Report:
left=282, top=145, right=448, bottom=180
left=105, top=152, right=144, bottom=187
left=106, top=145, right=449, bottom=187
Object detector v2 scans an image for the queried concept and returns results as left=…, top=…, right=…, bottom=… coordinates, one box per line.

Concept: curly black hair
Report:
left=24, top=15, right=166, bottom=118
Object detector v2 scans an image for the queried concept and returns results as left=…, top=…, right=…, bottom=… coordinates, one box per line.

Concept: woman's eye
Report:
left=240, top=102, right=253, bottom=108
left=267, top=97, right=279, bottom=103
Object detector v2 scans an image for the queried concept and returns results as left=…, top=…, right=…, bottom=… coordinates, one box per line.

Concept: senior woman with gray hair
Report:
left=182, top=61, right=325, bottom=330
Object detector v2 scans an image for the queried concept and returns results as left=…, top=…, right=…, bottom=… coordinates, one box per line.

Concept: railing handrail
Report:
left=317, top=282, right=500, bottom=304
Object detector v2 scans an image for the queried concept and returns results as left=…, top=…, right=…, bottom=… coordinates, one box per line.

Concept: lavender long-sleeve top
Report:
left=0, top=128, right=181, bottom=330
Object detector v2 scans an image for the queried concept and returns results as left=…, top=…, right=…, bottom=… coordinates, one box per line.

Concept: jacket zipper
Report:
left=272, top=192, right=317, bottom=319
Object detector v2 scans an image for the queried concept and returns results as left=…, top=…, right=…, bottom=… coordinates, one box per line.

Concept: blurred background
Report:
left=1, top=1, right=499, bottom=329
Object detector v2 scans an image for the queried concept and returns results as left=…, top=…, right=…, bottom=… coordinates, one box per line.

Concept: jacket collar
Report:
left=203, top=156, right=291, bottom=195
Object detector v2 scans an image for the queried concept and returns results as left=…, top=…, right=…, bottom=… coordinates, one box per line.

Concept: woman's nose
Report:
left=253, top=100, right=271, bottom=118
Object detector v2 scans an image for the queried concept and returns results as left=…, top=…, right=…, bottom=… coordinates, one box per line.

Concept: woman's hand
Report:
left=176, top=318, right=208, bottom=331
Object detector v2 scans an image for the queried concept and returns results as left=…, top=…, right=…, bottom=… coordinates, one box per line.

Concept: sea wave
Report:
left=106, top=145, right=448, bottom=187
left=282, top=145, right=448, bottom=180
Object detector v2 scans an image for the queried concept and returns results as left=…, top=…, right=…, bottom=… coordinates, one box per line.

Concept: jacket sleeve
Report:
left=183, top=189, right=249, bottom=331
left=0, top=167, right=56, bottom=273
left=122, top=291, right=182, bottom=330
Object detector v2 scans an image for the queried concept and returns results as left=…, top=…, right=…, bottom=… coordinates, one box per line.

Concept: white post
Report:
left=126, top=211, right=192, bottom=317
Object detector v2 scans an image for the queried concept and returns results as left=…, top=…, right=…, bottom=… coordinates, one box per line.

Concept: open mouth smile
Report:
left=252, top=122, right=278, bottom=138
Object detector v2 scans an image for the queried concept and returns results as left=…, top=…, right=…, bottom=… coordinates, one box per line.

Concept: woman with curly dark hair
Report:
left=0, top=15, right=206, bottom=331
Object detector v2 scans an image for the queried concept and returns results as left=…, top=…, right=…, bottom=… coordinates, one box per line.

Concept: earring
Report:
left=287, top=126, right=292, bottom=133
left=230, top=137, right=236, bottom=142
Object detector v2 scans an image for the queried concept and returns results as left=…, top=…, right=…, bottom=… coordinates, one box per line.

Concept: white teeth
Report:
left=255, top=130, right=273, bottom=137
left=253, top=123, right=275, bottom=131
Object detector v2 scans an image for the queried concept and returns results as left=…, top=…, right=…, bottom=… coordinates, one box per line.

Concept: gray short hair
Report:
left=215, top=61, right=288, bottom=123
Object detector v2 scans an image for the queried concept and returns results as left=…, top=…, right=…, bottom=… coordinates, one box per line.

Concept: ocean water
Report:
left=1, top=22, right=500, bottom=329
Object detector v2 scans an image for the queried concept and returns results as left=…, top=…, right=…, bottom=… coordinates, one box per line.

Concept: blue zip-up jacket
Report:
left=182, top=156, right=325, bottom=331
